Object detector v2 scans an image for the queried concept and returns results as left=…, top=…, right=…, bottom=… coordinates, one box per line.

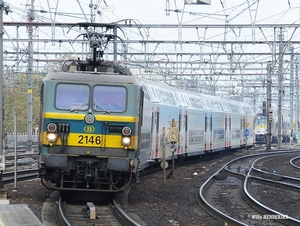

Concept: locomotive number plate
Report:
left=78, top=135, right=101, bottom=145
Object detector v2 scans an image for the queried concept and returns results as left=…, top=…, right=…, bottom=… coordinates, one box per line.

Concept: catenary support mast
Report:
left=0, top=0, right=5, bottom=188
left=27, top=1, right=34, bottom=151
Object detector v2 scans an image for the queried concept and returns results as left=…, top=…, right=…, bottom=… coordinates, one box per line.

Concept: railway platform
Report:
left=0, top=204, right=43, bottom=226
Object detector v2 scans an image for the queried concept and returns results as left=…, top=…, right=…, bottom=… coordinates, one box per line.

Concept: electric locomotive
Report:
left=255, top=114, right=268, bottom=144
left=38, top=24, right=143, bottom=192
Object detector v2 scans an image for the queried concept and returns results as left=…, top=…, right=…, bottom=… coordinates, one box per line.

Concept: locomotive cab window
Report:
left=55, top=84, right=89, bottom=110
left=93, top=85, right=126, bottom=112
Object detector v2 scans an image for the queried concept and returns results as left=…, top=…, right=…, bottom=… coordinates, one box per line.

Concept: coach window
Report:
left=55, top=84, right=89, bottom=110
left=93, top=85, right=126, bottom=112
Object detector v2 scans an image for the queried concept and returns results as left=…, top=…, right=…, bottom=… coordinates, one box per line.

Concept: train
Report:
left=38, top=23, right=256, bottom=193
left=254, top=114, right=269, bottom=144
left=254, top=111, right=294, bottom=144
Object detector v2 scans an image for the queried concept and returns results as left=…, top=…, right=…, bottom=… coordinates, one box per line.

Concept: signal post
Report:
left=167, top=119, right=178, bottom=179
left=161, top=119, right=179, bottom=183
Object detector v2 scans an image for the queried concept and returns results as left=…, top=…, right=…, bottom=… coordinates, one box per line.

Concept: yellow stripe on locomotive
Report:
left=41, top=112, right=139, bottom=150
left=44, top=112, right=138, bottom=122
left=41, top=131, right=137, bottom=149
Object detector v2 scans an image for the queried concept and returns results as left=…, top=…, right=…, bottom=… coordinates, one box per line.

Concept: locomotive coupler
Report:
left=84, top=161, right=93, bottom=188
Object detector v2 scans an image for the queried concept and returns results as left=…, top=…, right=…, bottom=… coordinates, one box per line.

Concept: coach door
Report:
left=204, top=113, right=212, bottom=152
left=153, top=107, right=160, bottom=159
left=225, top=113, right=229, bottom=149
left=178, top=110, right=183, bottom=154
left=209, top=113, right=213, bottom=150
left=228, top=114, right=232, bottom=148
left=137, top=88, right=144, bottom=156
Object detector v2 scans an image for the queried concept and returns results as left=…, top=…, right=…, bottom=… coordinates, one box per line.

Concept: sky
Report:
left=3, top=0, right=300, bottom=60
left=2, top=1, right=300, bottom=76
left=103, top=0, right=300, bottom=24
left=4, top=0, right=300, bottom=48
left=3, top=0, right=300, bottom=42
left=4, top=0, right=300, bottom=25
left=3, top=1, right=300, bottom=89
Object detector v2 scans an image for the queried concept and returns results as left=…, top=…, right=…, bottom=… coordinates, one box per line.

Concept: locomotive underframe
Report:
left=39, top=155, right=133, bottom=192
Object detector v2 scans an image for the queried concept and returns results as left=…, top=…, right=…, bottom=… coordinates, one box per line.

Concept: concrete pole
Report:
left=277, top=27, right=283, bottom=149
left=295, top=59, right=299, bottom=142
left=0, top=0, right=5, bottom=176
left=13, top=113, right=17, bottom=191
left=266, top=64, right=272, bottom=150
left=27, top=0, right=34, bottom=151
left=0, top=1, right=8, bottom=202
left=290, top=46, right=294, bottom=145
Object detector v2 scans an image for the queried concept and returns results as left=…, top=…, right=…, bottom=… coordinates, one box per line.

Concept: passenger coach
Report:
left=138, top=79, right=255, bottom=170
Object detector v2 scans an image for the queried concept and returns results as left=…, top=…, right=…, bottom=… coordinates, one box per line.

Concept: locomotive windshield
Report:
left=54, top=83, right=126, bottom=112
left=255, top=116, right=267, bottom=128
left=93, top=85, right=126, bottom=112
left=55, top=84, right=89, bottom=110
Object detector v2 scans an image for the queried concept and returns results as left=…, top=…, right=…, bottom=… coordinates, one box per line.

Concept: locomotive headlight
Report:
left=47, top=123, right=57, bottom=132
left=122, top=136, right=131, bottom=146
left=122, top=126, right=131, bottom=146
left=122, top=126, right=132, bottom=136
left=85, top=114, right=95, bottom=124
left=46, top=132, right=58, bottom=143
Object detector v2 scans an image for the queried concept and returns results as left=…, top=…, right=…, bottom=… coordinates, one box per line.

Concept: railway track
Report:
left=4, top=145, right=297, bottom=225
left=289, top=155, right=300, bottom=170
left=2, top=168, right=38, bottom=185
left=42, top=189, right=144, bottom=226
left=40, top=148, right=246, bottom=226
left=198, top=150, right=300, bottom=225
left=1, top=152, right=39, bottom=185
left=5, top=153, right=39, bottom=167
left=2, top=144, right=297, bottom=225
